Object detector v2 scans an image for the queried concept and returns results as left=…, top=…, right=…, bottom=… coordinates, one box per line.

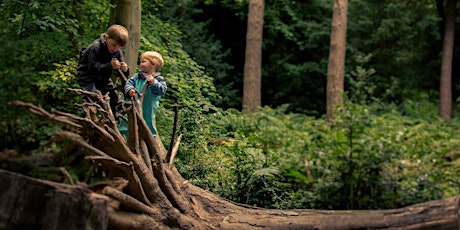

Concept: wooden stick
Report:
left=166, top=104, right=179, bottom=163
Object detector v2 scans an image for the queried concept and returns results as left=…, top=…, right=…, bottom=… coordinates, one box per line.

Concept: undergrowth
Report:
left=175, top=102, right=460, bottom=210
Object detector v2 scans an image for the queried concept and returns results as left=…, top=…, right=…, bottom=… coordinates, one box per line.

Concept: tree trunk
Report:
left=2, top=168, right=460, bottom=230
left=439, top=0, right=456, bottom=122
left=243, top=0, right=264, bottom=114
left=109, top=0, right=141, bottom=77
left=326, top=0, right=348, bottom=122
left=8, top=89, right=460, bottom=229
left=0, top=169, right=108, bottom=230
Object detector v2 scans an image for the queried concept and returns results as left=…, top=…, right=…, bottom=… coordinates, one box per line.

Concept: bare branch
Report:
left=166, top=104, right=179, bottom=162
left=9, top=101, right=82, bottom=129
left=52, top=131, right=110, bottom=158
left=87, top=178, right=129, bottom=192
left=130, top=93, right=153, bottom=171
left=127, top=103, right=141, bottom=156
left=168, top=134, right=182, bottom=166
left=117, top=69, right=128, bottom=86
left=103, top=186, right=162, bottom=216
left=69, top=88, right=118, bottom=127
left=59, top=167, right=75, bottom=185
left=139, top=140, right=151, bottom=171
left=87, top=156, right=152, bottom=206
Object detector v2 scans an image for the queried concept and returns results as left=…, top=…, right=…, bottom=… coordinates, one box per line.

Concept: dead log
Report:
left=7, top=90, right=460, bottom=229
left=1, top=168, right=459, bottom=229
left=184, top=182, right=460, bottom=229
left=0, top=169, right=108, bottom=230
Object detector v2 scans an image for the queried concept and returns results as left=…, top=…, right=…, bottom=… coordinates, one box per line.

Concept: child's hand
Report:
left=120, top=62, right=128, bottom=72
left=128, top=89, right=136, bottom=97
left=111, top=58, right=120, bottom=69
left=147, top=76, right=155, bottom=84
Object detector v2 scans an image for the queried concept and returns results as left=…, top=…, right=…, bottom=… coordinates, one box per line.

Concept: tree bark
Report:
left=243, top=0, right=264, bottom=114
left=439, top=0, right=457, bottom=122
left=0, top=169, right=108, bottom=230
left=326, top=0, right=348, bottom=122
left=2, top=168, right=460, bottom=230
left=7, top=89, right=460, bottom=229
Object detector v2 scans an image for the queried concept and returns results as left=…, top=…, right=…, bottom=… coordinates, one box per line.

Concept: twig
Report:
left=59, top=167, right=75, bottom=185
left=166, top=104, right=179, bottom=163
left=169, top=134, right=182, bottom=166
left=84, top=162, right=97, bottom=185
left=117, top=69, right=128, bottom=86
left=9, top=101, right=82, bottom=129
left=53, top=131, right=111, bottom=158
left=304, top=159, right=313, bottom=179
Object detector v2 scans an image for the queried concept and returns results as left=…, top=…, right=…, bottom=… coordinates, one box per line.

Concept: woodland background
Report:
left=1, top=0, right=460, bottom=211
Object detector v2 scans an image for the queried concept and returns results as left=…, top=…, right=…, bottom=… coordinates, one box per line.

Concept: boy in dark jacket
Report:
left=77, top=24, right=130, bottom=116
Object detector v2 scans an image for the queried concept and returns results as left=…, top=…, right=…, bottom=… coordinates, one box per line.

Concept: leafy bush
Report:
left=0, top=0, right=109, bottom=152
left=37, top=59, right=81, bottom=113
left=139, top=14, right=220, bottom=155
left=178, top=101, right=460, bottom=210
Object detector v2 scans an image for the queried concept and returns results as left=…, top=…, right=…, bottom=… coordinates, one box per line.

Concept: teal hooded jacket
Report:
left=118, top=72, right=167, bottom=136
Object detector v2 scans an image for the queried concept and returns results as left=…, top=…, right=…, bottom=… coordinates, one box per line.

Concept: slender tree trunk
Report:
left=326, top=0, right=348, bottom=122
left=439, top=0, right=457, bottom=122
left=243, top=0, right=264, bottom=114
left=109, top=0, right=141, bottom=76
left=68, top=0, right=85, bottom=55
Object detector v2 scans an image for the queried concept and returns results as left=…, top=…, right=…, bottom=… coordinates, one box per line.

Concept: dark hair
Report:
left=106, top=24, right=129, bottom=47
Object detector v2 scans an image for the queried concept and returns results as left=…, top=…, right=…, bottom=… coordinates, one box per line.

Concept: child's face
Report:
left=140, top=58, right=155, bottom=73
left=105, top=37, right=122, bottom=54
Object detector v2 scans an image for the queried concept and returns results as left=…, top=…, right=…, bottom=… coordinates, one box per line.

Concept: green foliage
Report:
left=1, top=0, right=460, bottom=213
left=171, top=0, right=447, bottom=114
left=138, top=15, right=220, bottom=154
left=154, top=0, right=238, bottom=108
left=397, top=90, right=440, bottom=119
left=346, top=53, right=377, bottom=104
left=262, top=0, right=331, bottom=115
left=347, top=0, right=441, bottom=104
left=178, top=100, right=460, bottom=210
left=176, top=106, right=316, bottom=207
left=37, top=59, right=81, bottom=113
left=0, top=0, right=110, bottom=152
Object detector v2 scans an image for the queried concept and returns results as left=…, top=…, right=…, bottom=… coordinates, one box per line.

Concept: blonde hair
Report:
left=141, top=51, right=164, bottom=71
left=106, top=24, right=129, bottom=47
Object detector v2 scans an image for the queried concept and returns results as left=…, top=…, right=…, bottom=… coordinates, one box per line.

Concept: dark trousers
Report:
left=79, top=81, right=122, bottom=115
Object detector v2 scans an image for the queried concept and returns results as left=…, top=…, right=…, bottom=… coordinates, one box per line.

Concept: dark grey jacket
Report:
left=76, top=35, right=129, bottom=92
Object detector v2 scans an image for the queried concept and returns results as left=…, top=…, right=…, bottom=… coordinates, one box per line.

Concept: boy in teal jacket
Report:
left=118, top=51, right=167, bottom=137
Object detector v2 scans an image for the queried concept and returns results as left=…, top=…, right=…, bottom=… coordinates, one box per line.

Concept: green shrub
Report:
left=178, top=101, right=460, bottom=210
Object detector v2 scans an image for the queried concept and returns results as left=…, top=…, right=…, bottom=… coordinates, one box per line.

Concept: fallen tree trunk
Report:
left=1, top=168, right=459, bottom=229
left=0, top=169, right=108, bottom=230
left=184, top=183, right=460, bottom=229
left=7, top=90, right=460, bottom=229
